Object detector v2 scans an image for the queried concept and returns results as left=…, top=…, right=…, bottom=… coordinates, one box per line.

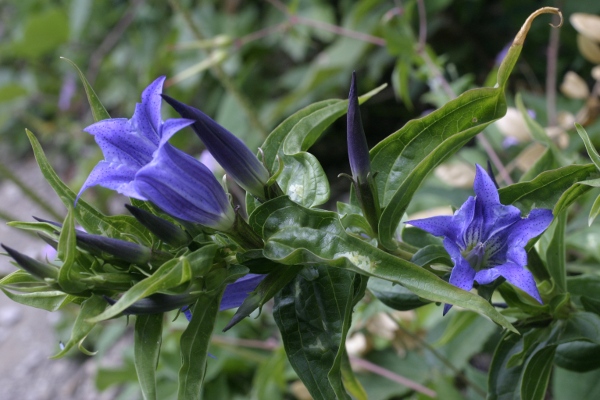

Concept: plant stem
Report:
left=546, top=9, right=562, bottom=127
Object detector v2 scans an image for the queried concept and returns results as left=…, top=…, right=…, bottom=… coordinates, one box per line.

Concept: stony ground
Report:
left=0, top=159, right=121, bottom=400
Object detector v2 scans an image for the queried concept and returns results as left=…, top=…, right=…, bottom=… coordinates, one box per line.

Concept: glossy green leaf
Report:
left=61, top=57, right=110, bottom=121
left=253, top=197, right=515, bottom=332
left=135, top=314, right=163, bottom=400
left=367, top=277, right=429, bottom=311
left=520, top=345, right=556, bottom=400
left=546, top=211, right=566, bottom=293
left=555, top=341, right=600, bottom=372
left=487, top=332, right=524, bottom=400
left=273, top=265, right=364, bottom=400
left=177, top=288, right=224, bottom=400
left=51, top=294, right=106, bottom=358
left=373, top=8, right=560, bottom=250
left=435, top=311, right=479, bottom=347
left=26, top=129, right=149, bottom=241
left=340, top=351, right=367, bottom=400
left=498, top=164, right=598, bottom=214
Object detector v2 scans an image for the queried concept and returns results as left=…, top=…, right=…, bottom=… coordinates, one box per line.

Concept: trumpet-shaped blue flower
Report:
left=407, top=165, right=553, bottom=313
left=77, top=76, right=235, bottom=231
left=161, top=95, right=271, bottom=200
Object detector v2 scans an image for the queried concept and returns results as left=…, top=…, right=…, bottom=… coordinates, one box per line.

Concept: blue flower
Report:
left=184, top=273, right=266, bottom=321
left=77, top=76, right=235, bottom=231
left=161, top=95, right=271, bottom=200
left=407, top=165, right=553, bottom=313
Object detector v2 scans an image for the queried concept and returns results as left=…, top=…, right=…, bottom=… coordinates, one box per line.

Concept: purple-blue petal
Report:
left=444, top=238, right=476, bottom=291
left=77, top=161, right=145, bottom=203
left=86, top=118, right=155, bottom=168
left=134, top=144, right=235, bottom=230
left=489, top=262, right=542, bottom=303
left=161, top=94, right=270, bottom=199
left=158, top=118, right=195, bottom=149
left=138, top=76, right=166, bottom=141
left=506, top=208, right=554, bottom=249
left=220, top=274, right=266, bottom=310
left=406, top=215, right=455, bottom=238
left=473, top=164, right=500, bottom=208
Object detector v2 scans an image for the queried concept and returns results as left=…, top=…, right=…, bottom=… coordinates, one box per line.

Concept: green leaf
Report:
left=273, top=265, right=364, bottom=400
left=177, top=289, right=224, bottom=400
left=340, top=351, right=367, bottom=400
left=88, top=258, right=193, bottom=323
left=61, top=57, right=110, bottom=121
left=589, top=194, right=600, bottom=226
left=373, top=8, right=560, bottom=250
left=367, top=277, right=429, bottom=311
left=555, top=341, right=600, bottom=372
left=498, top=164, right=598, bottom=214
left=135, top=314, right=163, bottom=400
left=435, top=311, right=479, bottom=347
left=51, top=294, right=106, bottom=358
left=546, top=211, right=566, bottom=293
left=520, top=345, right=556, bottom=400
left=253, top=197, right=515, bottom=332
left=576, top=123, right=600, bottom=172
left=57, top=206, right=86, bottom=293
left=25, top=129, right=149, bottom=241
left=0, top=288, right=77, bottom=311
left=249, top=86, right=385, bottom=210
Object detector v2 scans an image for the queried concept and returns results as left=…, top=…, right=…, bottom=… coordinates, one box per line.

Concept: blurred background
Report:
left=1, top=0, right=600, bottom=398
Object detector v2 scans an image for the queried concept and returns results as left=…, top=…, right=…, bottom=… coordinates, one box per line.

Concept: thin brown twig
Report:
left=211, top=334, right=437, bottom=397
left=415, top=0, right=513, bottom=185
left=87, top=0, right=145, bottom=84
left=168, top=0, right=269, bottom=138
left=265, top=0, right=386, bottom=46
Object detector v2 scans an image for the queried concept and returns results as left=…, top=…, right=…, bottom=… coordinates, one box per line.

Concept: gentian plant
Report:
left=3, top=7, right=600, bottom=400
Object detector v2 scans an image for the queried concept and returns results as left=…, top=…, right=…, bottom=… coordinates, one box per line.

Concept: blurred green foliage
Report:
left=4, top=0, right=600, bottom=399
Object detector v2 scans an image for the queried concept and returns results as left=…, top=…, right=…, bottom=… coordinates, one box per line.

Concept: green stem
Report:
left=0, top=160, right=62, bottom=220
left=168, top=0, right=269, bottom=139
left=227, top=213, right=264, bottom=250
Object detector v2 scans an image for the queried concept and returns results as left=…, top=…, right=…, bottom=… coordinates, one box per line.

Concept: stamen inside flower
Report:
left=463, top=242, right=486, bottom=271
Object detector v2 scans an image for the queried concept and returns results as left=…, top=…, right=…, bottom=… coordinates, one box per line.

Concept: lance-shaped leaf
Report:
left=371, top=8, right=561, bottom=250
left=251, top=197, right=516, bottom=332
left=51, top=295, right=107, bottom=358
left=135, top=314, right=163, bottom=400
left=26, top=129, right=150, bottom=241
left=273, top=266, right=365, bottom=400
